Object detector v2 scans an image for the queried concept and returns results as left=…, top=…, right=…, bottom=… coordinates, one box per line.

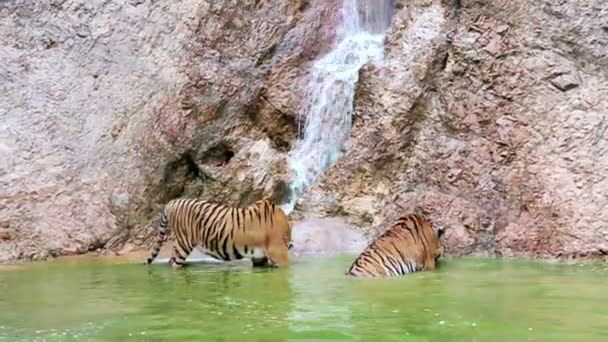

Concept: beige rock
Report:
left=291, top=215, right=368, bottom=257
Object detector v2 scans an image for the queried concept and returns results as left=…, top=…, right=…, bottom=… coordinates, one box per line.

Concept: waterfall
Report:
left=281, top=0, right=394, bottom=214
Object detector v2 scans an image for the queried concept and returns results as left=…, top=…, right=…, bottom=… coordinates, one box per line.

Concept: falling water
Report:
left=281, top=0, right=394, bottom=214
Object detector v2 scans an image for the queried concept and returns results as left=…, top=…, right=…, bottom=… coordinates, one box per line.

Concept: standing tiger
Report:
left=145, top=198, right=293, bottom=268
left=347, top=213, right=445, bottom=277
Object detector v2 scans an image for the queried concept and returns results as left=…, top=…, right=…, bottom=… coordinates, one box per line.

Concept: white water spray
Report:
left=281, top=0, right=394, bottom=214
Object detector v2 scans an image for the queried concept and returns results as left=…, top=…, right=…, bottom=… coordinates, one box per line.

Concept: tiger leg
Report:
left=251, top=257, right=269, bottom=267
left=168, top=242, right=193, bottom=268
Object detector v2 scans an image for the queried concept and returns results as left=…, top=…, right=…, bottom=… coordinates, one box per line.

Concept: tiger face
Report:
left=275, top=206, right=294, bottom=252
left=413, top=209, right=445, bottom=263
left=432, top=221, right=446, bottom=262
left=284, top=228, right=294, bottom=251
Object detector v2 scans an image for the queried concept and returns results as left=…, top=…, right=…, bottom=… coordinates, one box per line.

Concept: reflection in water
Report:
left=0, top=263, right=139, bottom=340
left=287, top=260, right=354, bottom=339
left=1, top=257, right=608, bottom=340
left=131, top=263, right=295, bottom=340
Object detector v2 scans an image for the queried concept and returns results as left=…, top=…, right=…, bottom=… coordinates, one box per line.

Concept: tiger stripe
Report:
left=347, top=213, right=445, bottom=278
left=145, top=198, right=293, bottom=268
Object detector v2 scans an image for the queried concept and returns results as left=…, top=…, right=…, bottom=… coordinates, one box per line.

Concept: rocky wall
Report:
left=296, top=0, right=608, bottom=260
left=1, top=0, right=607, bottom=263
left=0, top=0, right=339, bottom=262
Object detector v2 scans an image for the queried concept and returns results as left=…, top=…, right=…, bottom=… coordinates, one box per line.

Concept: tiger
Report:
left=346, top=213, right=445, bottom=277
left=145, top=198, right=293, bottom=268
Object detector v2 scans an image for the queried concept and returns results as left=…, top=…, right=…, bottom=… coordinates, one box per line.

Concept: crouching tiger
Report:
left=145, top=198, right=293, bottom=268
left=347, top=213, right=445, bottom=277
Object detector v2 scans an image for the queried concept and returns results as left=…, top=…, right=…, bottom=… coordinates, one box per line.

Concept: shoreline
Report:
left=2, top=250, right=607, bottom=272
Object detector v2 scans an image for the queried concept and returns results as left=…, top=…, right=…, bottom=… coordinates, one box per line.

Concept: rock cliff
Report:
left=1, top=0, right=606, bottom=262
left=299, top=0, right=608, bottom=259
left=0, top=0, right=338, bottom=262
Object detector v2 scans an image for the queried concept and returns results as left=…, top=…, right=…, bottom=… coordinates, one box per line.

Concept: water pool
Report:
left=0, top=256, right=607, bottom=341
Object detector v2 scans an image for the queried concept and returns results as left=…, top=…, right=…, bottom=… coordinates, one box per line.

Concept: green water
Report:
left=0, top=256, right=607, bottom=341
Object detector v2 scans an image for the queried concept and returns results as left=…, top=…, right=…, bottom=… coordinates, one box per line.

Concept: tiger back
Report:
left=145, top=198, right=293, bottom=268
left=347, top=213, right=444, bottom=277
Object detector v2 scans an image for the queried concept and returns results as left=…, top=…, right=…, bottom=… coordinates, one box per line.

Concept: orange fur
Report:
left=347, top=213, right=444, bottom=277
left=146, top=198, right=293, bottom=268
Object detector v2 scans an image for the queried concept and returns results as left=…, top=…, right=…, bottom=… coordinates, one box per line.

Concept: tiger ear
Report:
left=437, top=226, right=445, bottom=238
left=433, top=222, right=446, bottom=239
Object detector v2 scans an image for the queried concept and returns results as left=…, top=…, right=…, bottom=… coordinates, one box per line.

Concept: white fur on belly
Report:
left=240, top=247, right=266, bottom=259
left=196, top=246, right=266, bottom=260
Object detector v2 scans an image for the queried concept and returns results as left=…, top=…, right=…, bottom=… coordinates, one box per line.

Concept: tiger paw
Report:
left=251, top=257, right=269, bottom=267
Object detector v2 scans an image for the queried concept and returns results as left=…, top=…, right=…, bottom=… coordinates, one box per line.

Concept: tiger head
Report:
left=433, top=224, right=445, bottom=261
left=432, top=221, right=446, bottom=262
left=413, top=208, right=445, bottom=263
left=255, top=199, right=294, bottom=252
left=274, top=205, right=294, bottom=252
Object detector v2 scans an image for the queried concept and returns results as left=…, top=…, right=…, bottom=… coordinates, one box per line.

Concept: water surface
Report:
left=0, top=256, right=607, bottom=341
